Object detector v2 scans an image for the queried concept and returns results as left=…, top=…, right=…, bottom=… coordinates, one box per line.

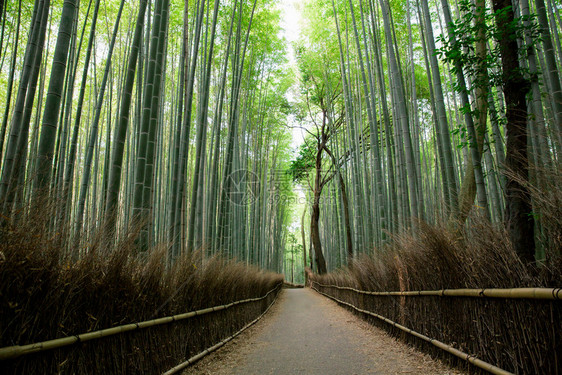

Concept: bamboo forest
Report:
left=0, top=0, right=561, bottom=373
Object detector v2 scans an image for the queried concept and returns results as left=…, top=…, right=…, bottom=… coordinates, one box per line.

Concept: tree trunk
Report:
left=301, top=209, right=308, bottom=284
left=105, top=0, right=149, bottom=229
left=311, top=136, right=328, bottom=275
left=324, top=145, right=353, bottom=263
left=492, top=0, right=535, bottom=264
left=311, top=190, right=328, bottom=274
left=75, top=0, right=125, bottom=239
left=419, top=0, right=458, bottom=216
left=0, top=0, right=21, bottom=167
left=35, top=0, right=77, bottom=195
left=441, top=0, right=490, bottom=224
left=534, top=0, right=562, bottom=146
left=0, top=0, right=47, bottom=210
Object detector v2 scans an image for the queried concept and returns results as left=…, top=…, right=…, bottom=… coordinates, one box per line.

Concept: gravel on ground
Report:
left=182, top=288, right=467, bottom=375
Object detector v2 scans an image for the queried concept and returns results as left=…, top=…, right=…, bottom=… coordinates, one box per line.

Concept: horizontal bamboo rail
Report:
left=312, top=281, right=562, bottom=300
left=162, top=287, right=280, bottom=375
left=311, top=284, right=513, bottom=375
left=0, top=283, right=282, bottom=361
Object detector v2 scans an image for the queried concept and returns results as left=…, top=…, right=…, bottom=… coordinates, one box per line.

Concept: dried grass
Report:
left=0, top=208, right=282, bottom=374
left=311, top=165, right=562, bottom=374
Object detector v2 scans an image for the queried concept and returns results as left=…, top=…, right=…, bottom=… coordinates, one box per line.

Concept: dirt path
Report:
left=183, top=288, right=465, bottom=375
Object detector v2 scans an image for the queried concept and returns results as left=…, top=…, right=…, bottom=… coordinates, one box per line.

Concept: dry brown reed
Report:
left=0, top=207, right=282, bottom=374
left=311, top=164, right=562, bottom=374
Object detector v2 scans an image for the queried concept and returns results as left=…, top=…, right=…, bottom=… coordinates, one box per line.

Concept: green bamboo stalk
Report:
left=419, top=0, right=458, bottom=216
left=75, top=0, right=125, bottom=239
left=34, top=0, right=78, bottom=196
left=0, top=0, right=47, bottom=210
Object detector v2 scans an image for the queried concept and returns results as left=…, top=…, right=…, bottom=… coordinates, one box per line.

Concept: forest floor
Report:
left=182, top=288, right=466, bottom=375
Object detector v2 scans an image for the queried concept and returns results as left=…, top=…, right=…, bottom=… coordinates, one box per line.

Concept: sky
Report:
left=278, top=0, right=307, bottom=151
left=279, top=0, right=308, bottom=230
left=279, top=0, right=302, bottom=44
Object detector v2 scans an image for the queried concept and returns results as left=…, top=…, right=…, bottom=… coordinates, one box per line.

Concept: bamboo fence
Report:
left=0, top=283, right=282, bottom=361
left=162, top=287, right=280, bottom=374
left=311, top=283, right=514, bottom=375
left=311, top=281, right=562, bottom=300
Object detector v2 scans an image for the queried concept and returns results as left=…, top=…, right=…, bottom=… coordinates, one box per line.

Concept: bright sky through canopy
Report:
left=280, top=0, right=302, bottom=43
left=279, top=0, right=305, bottom=151
left=279, top=0, right=307, bottom=226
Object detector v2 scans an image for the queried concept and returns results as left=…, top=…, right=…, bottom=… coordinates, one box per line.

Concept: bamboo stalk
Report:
left=311, top=282, right=562, bottom=300
left=162, top=286, right=280, bottom=374
left=311, top=285, right=513, bottom=375
left=0, top=283, right=282, bottom=361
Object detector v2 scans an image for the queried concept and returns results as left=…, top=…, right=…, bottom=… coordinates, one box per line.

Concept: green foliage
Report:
left=413, top=63, right=430, bottom=100
left=436, top=1, right=540, bottom=92
left=288, top=140, right=316, bottom=183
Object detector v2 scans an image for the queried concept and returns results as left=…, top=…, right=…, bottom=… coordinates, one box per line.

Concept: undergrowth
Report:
left=0, top=211, right=283, bottom=374
left=311, top=165, right=562, bottom=374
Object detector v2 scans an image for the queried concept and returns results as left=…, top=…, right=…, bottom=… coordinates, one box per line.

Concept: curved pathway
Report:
left=184, top=288, right=464, bottom=375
